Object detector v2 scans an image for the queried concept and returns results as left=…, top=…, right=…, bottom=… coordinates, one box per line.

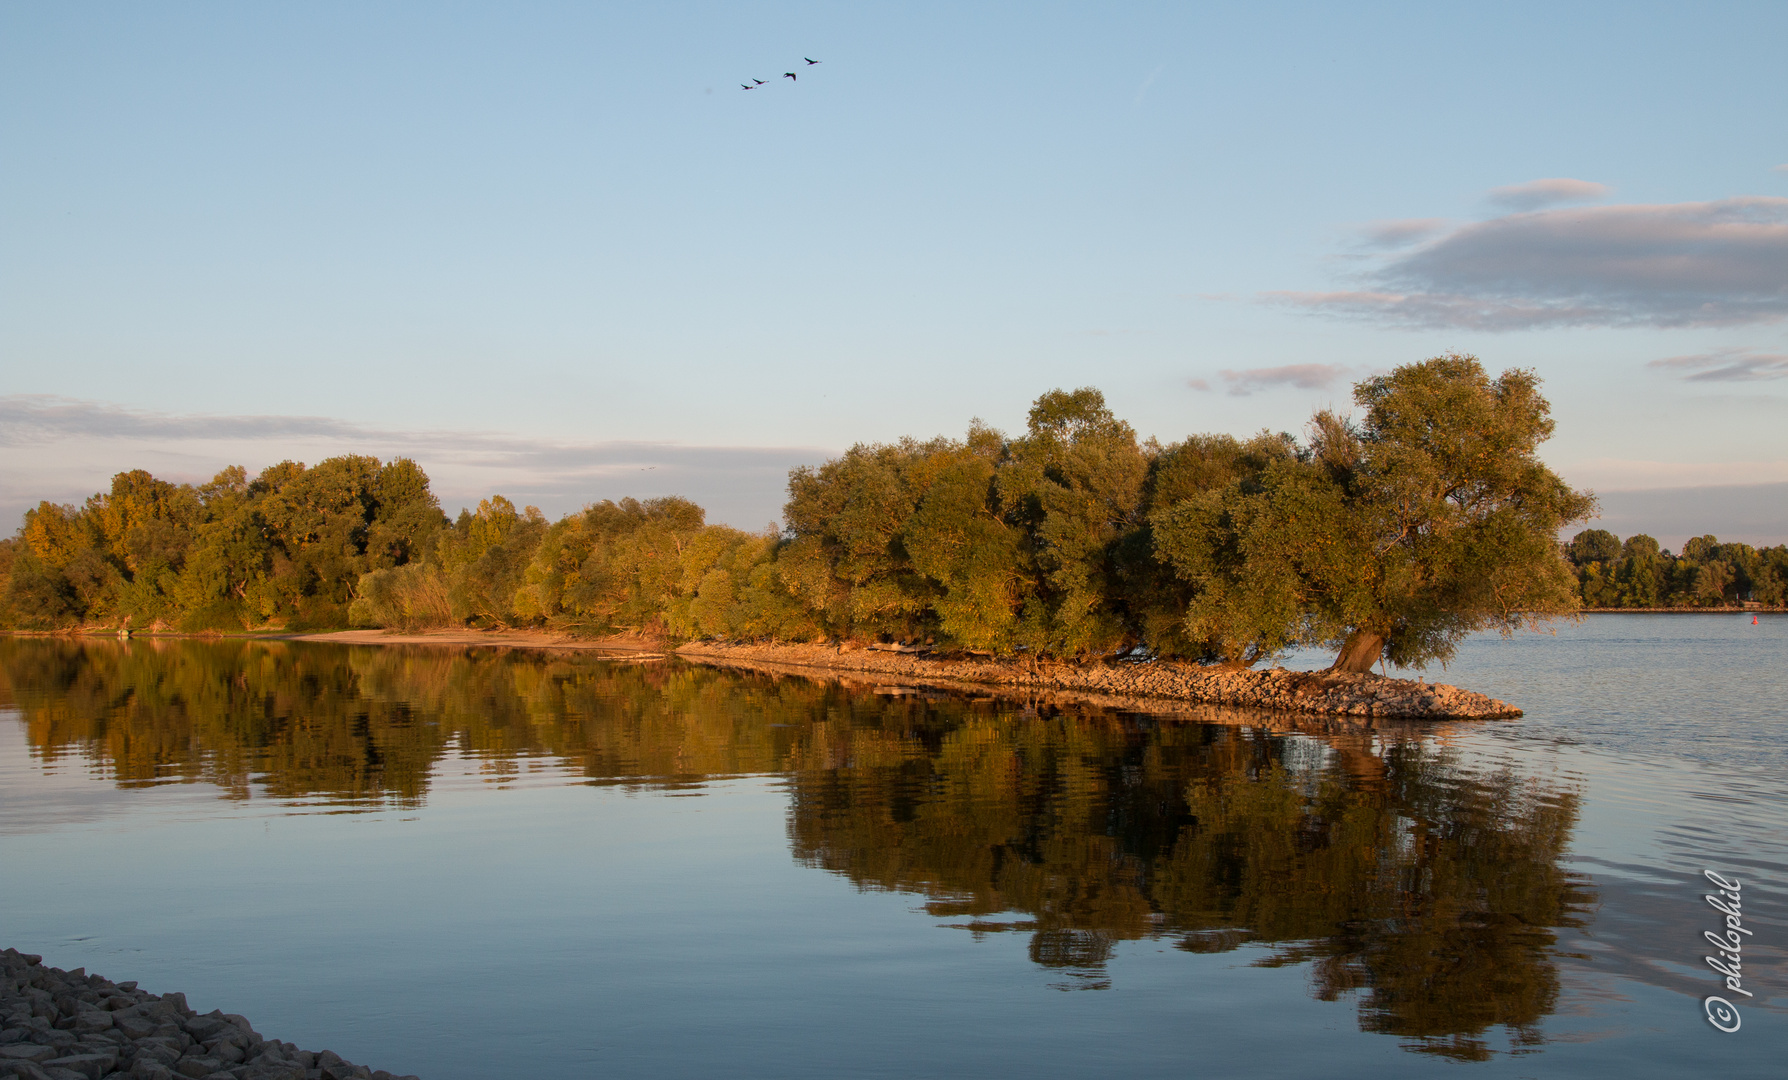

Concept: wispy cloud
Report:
left=1648, top=347, right=1788, bottom=382
left=1486, top=177, right=1611, bottom=211
left=1354, top=218, right=1449, bottom=250
left=1565, top=457, right=1788, bottom=490
left=0, top=396, right=370, bottom=444
left=0, top=396, right=828, bottom=530
left=1133, top=64, right=1163, bottom=106
left=1193, top=364, right=1351, bottom=396
left=1269, top=196, right=1788, bottom=330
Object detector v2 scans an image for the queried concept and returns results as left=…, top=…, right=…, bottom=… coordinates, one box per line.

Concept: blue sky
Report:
left=3, top=2, right=1785, bottom=545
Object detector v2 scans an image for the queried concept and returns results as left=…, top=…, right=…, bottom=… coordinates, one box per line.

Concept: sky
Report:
left=3, top=1, right=1785, bottom=549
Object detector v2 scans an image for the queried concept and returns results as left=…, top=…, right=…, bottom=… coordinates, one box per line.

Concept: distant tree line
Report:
left=1, top=355, right=1605, bottom=670
left=1563, top=529, right=1788, bottom=608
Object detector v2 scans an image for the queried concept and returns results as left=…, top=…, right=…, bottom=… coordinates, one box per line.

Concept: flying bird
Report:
left=804, top=57, right=820, bottom=65
left=752, top=78, right=765, bottom=85
left=783, top=71, right=796, bottom=80
left=741, top=83, right=754, bottom=90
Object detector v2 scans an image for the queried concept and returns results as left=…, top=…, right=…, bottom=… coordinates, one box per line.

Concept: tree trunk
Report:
left=1330, top=628, right=1386, bottom=673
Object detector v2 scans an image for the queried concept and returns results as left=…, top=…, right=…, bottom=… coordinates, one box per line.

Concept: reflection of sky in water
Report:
left=0, top=619, right=1783, bottom=1078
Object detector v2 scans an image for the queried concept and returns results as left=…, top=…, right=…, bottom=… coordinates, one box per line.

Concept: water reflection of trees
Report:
left=784, top=710, right=1593, bottom=1060
left=0, top=638, right=1592, bottom=1058
left=0, top=637, right=816, bottom=804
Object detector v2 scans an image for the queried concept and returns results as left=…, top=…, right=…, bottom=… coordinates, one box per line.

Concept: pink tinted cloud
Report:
left=1270, top=197, right=1788, bottom=330
left=1487, top=177, right=1612, bottom=211
left=1194, top=364, right=1351, bottom=396
left=1648, top=347, right=1788, bottom=382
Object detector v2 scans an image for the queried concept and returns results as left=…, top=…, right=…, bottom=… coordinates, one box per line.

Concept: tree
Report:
left=1566, top=529, right=1619, bottom=567
left=1613, top=534, right=1665, bottom=607
left=437, top=495, right=548, bottom=626
left=780, top=438, right=952, bottom=640
left=998, top=388, right=1150, bottom=657
left=1565, top=529, right=1622, bottom=608
left=1149, top=451, right=1369, bottom=667
left=1316, top=355, right=1594, bottom=671
left=1141, top=431, right=1330, bottom=663
left=903, top=426, right=1032, bottom=652
left=1149, top=356, right=1592, bottom=671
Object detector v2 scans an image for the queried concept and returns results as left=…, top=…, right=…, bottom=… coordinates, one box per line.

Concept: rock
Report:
left=174, top=1057, right=221, bottom=1079
left=0, top=1048, right=53, bottom=1065
left=132, top=1043, right=180, bottom=1069
left=39, top=1055, right=115, bottom=1080
left=315, top=1050, right=373, bottom=1080
left=203, top=1042, right=243, bottom=1065
left=219, top=1018, right=256, bottom=1041
left=3, top=957, right=413, bottom=1080
left=114, top=1019, right=155, bottom=1042
left=676, top=641, right=1523, bottom=719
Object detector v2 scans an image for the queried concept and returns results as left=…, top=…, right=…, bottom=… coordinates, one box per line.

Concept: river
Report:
left=1, top=614, right=1781, bottom=1077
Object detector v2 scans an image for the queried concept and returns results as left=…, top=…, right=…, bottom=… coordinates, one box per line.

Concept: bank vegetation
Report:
left=6, top=355, right=1738, bottom=672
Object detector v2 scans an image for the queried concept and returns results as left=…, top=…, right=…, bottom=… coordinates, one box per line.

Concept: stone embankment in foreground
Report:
left=0, top=950, right=416, bottom=1080
left=675, top=641, right=1521, bottom=719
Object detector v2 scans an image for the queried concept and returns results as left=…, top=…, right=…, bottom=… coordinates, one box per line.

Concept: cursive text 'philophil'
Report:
left=1702, top=869, right=1751, bottom=1032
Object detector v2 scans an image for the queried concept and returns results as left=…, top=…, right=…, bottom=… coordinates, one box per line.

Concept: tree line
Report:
left=1563, top=529, right=1788, bottom=609
left=3, top=355, right=1628, bottom=670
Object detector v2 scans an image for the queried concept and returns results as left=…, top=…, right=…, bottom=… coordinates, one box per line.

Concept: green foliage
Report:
left=14, top=360, right=1756, bottom=659
left=1, top=457, right=448, bottom=632
left=1146, top=357, right=1597, bottom=670
left=781, top=437, right=954, bottom=639
left=904, top=430, right=1031, bottom=652
left=999, top=388, right=1150, bottom=656
left=349, top=563, right=454, bottom=631
left=435, top=496, right=548, bottom=627
left=1150, top=453, right=1366, bottom=666
left=1565, top=529, right=1788, bottom=608
left=1313, top=356, right=1595, bottom=669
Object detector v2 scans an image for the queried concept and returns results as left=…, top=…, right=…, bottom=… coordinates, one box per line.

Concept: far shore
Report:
left=1581, top=606, right=1784, bottom=613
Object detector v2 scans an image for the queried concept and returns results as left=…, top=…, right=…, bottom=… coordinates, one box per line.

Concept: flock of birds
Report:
left=742, top=57, right=819, bottom=89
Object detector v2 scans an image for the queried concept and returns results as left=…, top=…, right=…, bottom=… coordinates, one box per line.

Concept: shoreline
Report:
left=0, top=948, right=415, bottom=1080
left=675, top=641, right=1521, bottom=720
left=1579, top=607, right=1783, bottom=613
left=282, top=628, right=662, bottom=652
left=2, top=628, right=1519, bottom=717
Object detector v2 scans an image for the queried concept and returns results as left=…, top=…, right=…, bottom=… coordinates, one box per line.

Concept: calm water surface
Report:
left=1, top=615, right=1782, bottom=1078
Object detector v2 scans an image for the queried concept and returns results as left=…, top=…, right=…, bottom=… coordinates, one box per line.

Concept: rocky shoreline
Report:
left=674, top=641, right=1521, bottom=719
left=0, top=950, right=415, bottom=1080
